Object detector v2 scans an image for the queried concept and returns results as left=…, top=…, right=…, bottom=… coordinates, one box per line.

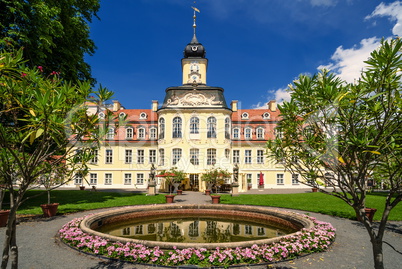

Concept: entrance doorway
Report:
left=189, top=174, right=199, bottom=191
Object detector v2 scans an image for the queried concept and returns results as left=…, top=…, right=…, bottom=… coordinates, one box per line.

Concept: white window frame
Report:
left=245, top=150, right=252, bottom=164
left=233, top=128, right=240, bottom=139
left=277, top=174, right=284, bottom=185
left=105, top=173, right=112, bottom=185
left=172, top=117, right=182, bottom=138
left=74, top=173, right=83, bottom=185
left=138, top=127, right=145, bottom=140
left=124, top=173, right=132, bottom=185
left=256, top=128, right=264, bottom=139
left=149, top=149, right=156, bottom=164
left=125, top=149, right=132, bottom=164
left=159, top=118, right=165, bottom=139
left=207, top=117, right=217, bottom=138
left=90, top=149, right=98, bottom=164
left=190, top=117, right=199, bottom=134
left=90, top=173, right=97, bottom=185
left=105, top=149, right=113, bottom=164
left=207, top=148, right=216, bottom=165
left=233, top=150, right=240, bottom=164
left=136, top=173, right=144, bottom=184
left=106, top=127, right=114, bottom=140
left=292, top=174, right=299, bottom=185
left=172, top=148, right=182, bottom=165
left=245, top=128, right=252, bottom=140
left=126, top=128, right=133, bottom=139
left=190, top=148, right=199, bottom=165
left=149, top=127, right=157, bottom=140
left=137, top=149, right=144, bottom=164
left=159, top=149, right=165, bottom=166
left=257, top=150, right=264, bottom=164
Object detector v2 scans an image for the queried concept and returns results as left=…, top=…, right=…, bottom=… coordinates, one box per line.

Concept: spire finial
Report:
left=191, top=2, right=200, bottom=38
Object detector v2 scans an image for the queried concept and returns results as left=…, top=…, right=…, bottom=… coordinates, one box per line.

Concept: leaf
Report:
left=338, top=156, right=345, bottom=164
left=29, top=109, right=36, bottom=117
left=36, top=128, right=44, bottom=139
left=363, top=150, right=381, bottom=155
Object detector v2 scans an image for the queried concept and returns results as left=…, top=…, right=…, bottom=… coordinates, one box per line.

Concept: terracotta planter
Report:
left=358, top=208, right=377, bottom=222
left=79, top=186, right=85, bottom=190
left=211, top=195, right=221, bottom=204
left=165, top=195, right=175, bottom=203
left=0, top=210, right=10, bottom=227
left=205, top=189, right=211, bottom=196
left=176, top=190, right=183, bottom=195
left=40, top=203, right=59, bottom=218
left=312, top=187, right=318, bottom=192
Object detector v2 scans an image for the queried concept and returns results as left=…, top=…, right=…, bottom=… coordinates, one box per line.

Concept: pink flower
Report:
left=37, top=66, right=43, bottom=72
left=21, top=73, right=27, bottom=77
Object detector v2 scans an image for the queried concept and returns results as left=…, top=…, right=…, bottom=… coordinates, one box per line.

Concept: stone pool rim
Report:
left=80, top=204, right=315, bottom=250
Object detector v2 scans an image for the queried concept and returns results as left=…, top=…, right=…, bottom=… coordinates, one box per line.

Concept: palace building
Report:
left=69, top=10, right=303, bottom=192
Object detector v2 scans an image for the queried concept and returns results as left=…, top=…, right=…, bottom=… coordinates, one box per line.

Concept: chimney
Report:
left=268, top=100, right=277, bottom=112
left=231, top=100, right=238, bottom=112
left=112, top=100, right=121, bottom=112
left=152, top=100, right=159, bottom=112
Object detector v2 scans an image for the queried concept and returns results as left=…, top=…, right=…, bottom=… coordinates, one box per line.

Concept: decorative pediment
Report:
left=166, top=91, right=223, bottom=107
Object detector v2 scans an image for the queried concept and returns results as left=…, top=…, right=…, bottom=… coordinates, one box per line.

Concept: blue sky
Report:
left=86, top=0, right=401, bottom=109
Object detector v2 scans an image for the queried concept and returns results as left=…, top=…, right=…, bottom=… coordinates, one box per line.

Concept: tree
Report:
left=201, top=167, right=231, bottom=193
left=0, top=49, right=113, bottom=269
left=158, top=167, right=186, bottom=194
left=0, top=0, right=100, bottom=82
left=267, top=38, right=402, bottom=269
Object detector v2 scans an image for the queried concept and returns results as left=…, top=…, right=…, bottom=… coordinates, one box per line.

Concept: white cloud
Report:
left=251, top=88, right=291, bottom=109
left=365, top=1, right=402, bottom=36
left=318, top=37, right=381, bottom=83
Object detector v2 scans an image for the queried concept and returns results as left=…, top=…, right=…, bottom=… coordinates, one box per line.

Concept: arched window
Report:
left=126, top=127, right=133, bottom=139
left=207, top=117, right=216, bottom=138
left=138, top=127, right=145, bottom=140
left=244, top=127, right=252, bottom=140
left=225, top=118, right=230, bottom=139
left=256, top=127, right=264, bottom=139
left=172, top=117, right=182, bottom=138
left=159, top=118, right=165, bottom=139
left=207, top=149, right=216, bottom=165
left=149, top=127, right=157, bottom=140
left=190, top=117, right=199, bottom=134
left=106, top=127, right=114, bottom=140
left=232, top=128, right=240, bottom=139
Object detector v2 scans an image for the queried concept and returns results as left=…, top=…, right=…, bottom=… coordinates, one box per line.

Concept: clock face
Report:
left=192, top=74, right=199, bottom=81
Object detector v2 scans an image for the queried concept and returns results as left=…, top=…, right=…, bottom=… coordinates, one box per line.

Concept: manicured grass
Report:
left=221, top=192, right=402, bottom=221
left=3, top=190, right=165, bottom=215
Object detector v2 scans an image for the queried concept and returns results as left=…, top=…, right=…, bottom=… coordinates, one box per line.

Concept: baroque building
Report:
left=69, top=11, right=303, bottom=192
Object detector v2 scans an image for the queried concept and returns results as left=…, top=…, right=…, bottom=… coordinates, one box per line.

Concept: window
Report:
left=172, top=117, right=182, bottom=138
left=74, top=173, right=83, bottom=185
left=292, top=174, right=299, bottom=185
left=75, top=148, right=82, bottom=163
left=233, top=150, right=240, bottom=164
left=246, top=174, right=252, bottom=184
left=207, top=117, right=217, bottom=138
left=190, top=117, right=199, bottom=134
left=138, top=128, right=145, bottom=139
left=137, top=173, right=144, bottom=184
left=257, top=227, right=265, bottom=236
left=225, top=118, right=230, bottom=139
left=105, top=149, right=113, bottom=164
left=125, top=149, right=132, bottom=164
left=106, top=127, right=114, bottom=140
left=233, top=128, right=240, bottom=139
left=149, top=149, right=156, bottom=164
left=207, top=149, right=216, bottom=165
left=119, top=112, right=126, bottom=118
left=150, top=128, right=157, bottom=140
left=245, top=225, right=252, bottom=235
left=277, top=174, right=284, bottom=185
left=137, top=149, right=144, bottom=164
left=105, top=173, right=112, bottom=185
left=241, top=112, right=249, bottom=120
left=90, top=149, right=98, bottom=164
left=124, top=174, right=132, bottom=185
left=126, top=128, right=133, bottom=139
left=135, top=225, right=143, bottom=234
left=225, top=149, right=230, bottom=160
left=98, top=112, right=105, bottom=119
left=159, top=118, right=165, bottom=139
left=90, top=173, right=97, bottom=185
left=172, top=148, right=182, bottom=165
left=245, top=150, right=252, bottom=164
left=262, top=112, right=270, bottom=119
left=159, top=149, right=165, bottom=166
left=245, top=128, right=252, bottom=140
left=190, top=149, right=199, bottom=165
left=139, top=112, right=147, bottom=119
left=256, top=128, right=264, bottom=139
left=257, top=150, right=264, bottom=164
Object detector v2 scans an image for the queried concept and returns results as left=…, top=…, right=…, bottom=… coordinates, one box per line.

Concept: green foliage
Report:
left=201, top=167, right=231, bottom=184
left=158, top=167, right=186, bottom=194
left=0, top=0, right=100, bottom=82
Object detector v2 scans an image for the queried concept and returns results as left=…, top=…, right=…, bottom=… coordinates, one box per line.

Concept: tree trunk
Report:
left=1, top=208, right=16, bottom=269
left=372, top=238, right=384, bottom=269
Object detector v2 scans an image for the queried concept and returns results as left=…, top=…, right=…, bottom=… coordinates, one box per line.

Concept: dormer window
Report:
left=139, top=112, right=147, bottom=119
left=98, top=112, right=105, bottom=119
left=241, top=112, right=249, bottom=120
left=119, top=112, right=126, bottom=118
left=262, top=112, right=270, bottom=119
left=126, top=127, right=133, bottom=139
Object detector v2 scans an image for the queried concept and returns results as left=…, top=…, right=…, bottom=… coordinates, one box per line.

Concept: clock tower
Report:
left=182, top=9, right=208, bottom=85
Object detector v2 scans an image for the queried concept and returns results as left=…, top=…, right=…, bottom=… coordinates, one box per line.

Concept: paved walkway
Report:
left=0, top=189, right=401, bottom=268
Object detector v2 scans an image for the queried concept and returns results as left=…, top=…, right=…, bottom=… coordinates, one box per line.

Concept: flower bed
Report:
left=58, top=214, right=336, bottom=267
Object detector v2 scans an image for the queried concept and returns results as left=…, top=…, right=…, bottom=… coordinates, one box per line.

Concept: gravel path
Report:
left=0, top=190, right=401, bottom=269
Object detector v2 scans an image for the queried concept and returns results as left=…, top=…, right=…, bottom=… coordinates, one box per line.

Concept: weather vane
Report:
left=191, top=1, right=200, bottom=36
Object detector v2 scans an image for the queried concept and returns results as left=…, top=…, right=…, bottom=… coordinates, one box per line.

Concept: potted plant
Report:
left=0, top=183, right=10, bottom=227
left=201, top=167, right=231, bottom=199
left=157, top=167, right=186, bottom=203
left=38, top=161, right=65, bottom=217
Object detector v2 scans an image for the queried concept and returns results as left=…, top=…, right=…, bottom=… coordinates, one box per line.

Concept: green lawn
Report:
left=2, top=190, right=401, bottom=221
left=221, top=192, right=402, bottom=221
left=4, top=190, right=165, bottom=215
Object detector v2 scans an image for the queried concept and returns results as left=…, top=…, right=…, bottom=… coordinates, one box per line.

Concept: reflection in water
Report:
left=99, top=216, right=296, bottom=244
